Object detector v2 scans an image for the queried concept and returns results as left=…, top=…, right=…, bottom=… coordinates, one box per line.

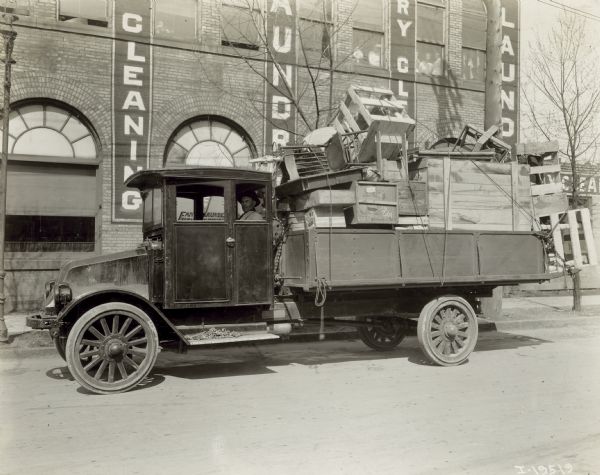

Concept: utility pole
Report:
left=0, top=12, right=17, bottom=343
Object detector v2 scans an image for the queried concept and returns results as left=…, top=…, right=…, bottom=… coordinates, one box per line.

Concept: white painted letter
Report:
left=123, top=13, right=143, bottom=33
left=501, top=117, right=514, bottom=137
left=272, top=96, right=291, bottom=120
left=127, top=42, right=145, bottom=62
left=502, top=63, right=515, bottom=82
left=273, top=64, right=293, bottom=87
left=123, top=91, right=146, bottom=111
left=501, top=90, right=515, bottom=111
left=272, top=26, right=292, bottom=53
left=272, top=129, right=290, bottom=147
left=270, top=0, right=292, bottom=15
left=501, top=35, right=514, bottom=56
left=124, top=116, right=144, bottom=136
left=122, top=190, right=142, bottom=210
left=397, top=80, right=409, bottom=98
left=124, top=65, right=143, bottom=86
left=396, top=19, right=412, bottom=37
left=397, top=56, right=409, bottom=74
left=129, top=140, right=138, bottom=161
left=397, top=0, right=409, bottom=15
left=501, top=8, right=515, bottom=28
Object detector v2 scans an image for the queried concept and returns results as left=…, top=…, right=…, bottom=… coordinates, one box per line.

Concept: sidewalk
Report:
left=2, top=295, right=600, bottom=350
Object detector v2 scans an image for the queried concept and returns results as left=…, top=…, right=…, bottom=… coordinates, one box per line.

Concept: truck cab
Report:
left=132, top=167, right=273, bottom=309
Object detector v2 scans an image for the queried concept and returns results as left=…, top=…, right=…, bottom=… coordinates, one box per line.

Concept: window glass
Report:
left=143, top=188, right=163, bottom=229
left=176, top=184, right=225, bottom=222
left=236, top=183, right=266, bottom=221
left=299, top=0, right=332, bottom=21
left=416, top=43, right=444, bottom=76
left=353, top=0, right=383, bottom=31
left=165, top=118, right=254, bottom=169
left=417, top=3, right=444, bottom=44
left=59, top=0, right=108, bottom=27
left=12, top=129, right=73, bottom=156
left=155, top=0, right=196, bottom=41
left=221, top=3, right=262, bottom=50
left=353, top=30, right=384, bottom=68
left=463, top=10, right=486, bottom=49
left=5, top=215, right=95, bottom=252
left=462, top=47, right=485, bottom=81
left=299, top=19, right=331, bottom=56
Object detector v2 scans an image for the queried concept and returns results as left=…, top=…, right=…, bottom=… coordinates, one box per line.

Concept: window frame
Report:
left=153, top=0, right=198, bottom=43
left=58, top=0, right=110, bottom=28
left=416, top=0, right=448, bottom=79
left=221, top=0, right=264, bottom=51
left=461, top=1, right=487, bottom=85
left=352, top=0, right=386, bottom=70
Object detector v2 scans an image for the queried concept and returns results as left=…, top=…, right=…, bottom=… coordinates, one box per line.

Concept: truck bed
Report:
left=280, top=228, right=550, bottom=290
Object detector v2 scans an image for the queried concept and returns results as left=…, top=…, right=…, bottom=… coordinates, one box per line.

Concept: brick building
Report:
left=1, top=0, right=520, bottom=310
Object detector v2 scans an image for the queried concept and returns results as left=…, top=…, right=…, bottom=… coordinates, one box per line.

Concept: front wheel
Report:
left=417, top=296, right=478, bottom=366
left=358, top=318, right=406, bottom=351
left=65, top=302, right=159, bottom=394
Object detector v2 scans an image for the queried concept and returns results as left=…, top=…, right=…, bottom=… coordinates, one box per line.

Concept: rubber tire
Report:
left=65, top=302, right=159, bottom=395
left=357, top=318, right=406, bottom=351
left=54, top=335, right=67, bottom=361
left=417, top=296, right=478, bottom=366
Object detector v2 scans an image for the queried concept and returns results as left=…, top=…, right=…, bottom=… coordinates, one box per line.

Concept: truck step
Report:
left=176, top=322, right=280, bottom=346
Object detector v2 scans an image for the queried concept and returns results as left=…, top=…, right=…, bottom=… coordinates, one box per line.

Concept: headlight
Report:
left=54, top=283, right=72, bottom=307
left=44, top=280, right=55, bottom=299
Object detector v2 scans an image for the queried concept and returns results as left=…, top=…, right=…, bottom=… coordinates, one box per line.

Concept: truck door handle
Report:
left=226, top=237, right=236, bottom=247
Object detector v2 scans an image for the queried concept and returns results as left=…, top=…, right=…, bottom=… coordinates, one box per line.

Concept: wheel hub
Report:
left=104, top=338, right=126, bottom=358
left=443, top=322, right=458, bottom=338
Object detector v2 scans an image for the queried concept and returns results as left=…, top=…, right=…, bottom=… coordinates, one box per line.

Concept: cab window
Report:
left=142, top=188, right=162, bottom=230
left=176, top=183, right=225, bottom=222
left=235, top=183, right=267, bottom=221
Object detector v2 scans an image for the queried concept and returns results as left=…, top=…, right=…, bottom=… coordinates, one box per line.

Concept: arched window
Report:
left=462, top=0, right=487, bottom=83
left=2, top=102, right=99, bottom=252
left=164, top=117, right=255, bottom=168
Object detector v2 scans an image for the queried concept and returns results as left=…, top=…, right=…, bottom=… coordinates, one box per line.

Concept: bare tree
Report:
left=207, top=0, right=362, bottom=143
left=522, top=13, right=600, bottom=310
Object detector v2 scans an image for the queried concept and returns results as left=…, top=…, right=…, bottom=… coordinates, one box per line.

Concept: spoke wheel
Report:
left=65, top=303, right=159, bottom=394
left=417, top=296, right=478, bottom=366
left=358, top=318, right=405, bottom=351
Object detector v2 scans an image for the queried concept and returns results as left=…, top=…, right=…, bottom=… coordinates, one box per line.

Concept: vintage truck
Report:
left=26, top=165, right=555, bottom=394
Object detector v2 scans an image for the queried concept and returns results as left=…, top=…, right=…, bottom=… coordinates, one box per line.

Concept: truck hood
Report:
left=54, top=247, right=150, bottom=304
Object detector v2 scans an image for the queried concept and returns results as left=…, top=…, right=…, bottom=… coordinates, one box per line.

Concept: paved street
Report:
left=1, top=322, right=600, bottom=475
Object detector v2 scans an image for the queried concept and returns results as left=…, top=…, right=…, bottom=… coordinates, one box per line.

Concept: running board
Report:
left=176, top=322, right=280, bottom=346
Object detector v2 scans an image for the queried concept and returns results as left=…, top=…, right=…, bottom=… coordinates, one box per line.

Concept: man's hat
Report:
left=237, top=190, right=259, bottom=205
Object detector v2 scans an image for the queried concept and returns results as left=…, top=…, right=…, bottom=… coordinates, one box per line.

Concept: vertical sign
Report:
left=389, top=0, right=416, bottom=141
left=501, top=0, right=519, bottom=148
left=112, top=0, right=153, bottom=222
left=265, top=0, right=297, bottom=153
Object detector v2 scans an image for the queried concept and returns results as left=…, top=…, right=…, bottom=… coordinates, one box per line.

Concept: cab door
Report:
left=233, top=181, right=272, bottom=305
left=167, top=181, right=233, bottom=306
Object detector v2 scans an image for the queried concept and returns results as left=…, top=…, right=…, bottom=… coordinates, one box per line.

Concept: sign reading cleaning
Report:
left=112, top=0, right=153, bottom=222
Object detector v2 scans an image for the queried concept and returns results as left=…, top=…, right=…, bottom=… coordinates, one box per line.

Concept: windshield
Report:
left=142, top=188, right=163, bottom=230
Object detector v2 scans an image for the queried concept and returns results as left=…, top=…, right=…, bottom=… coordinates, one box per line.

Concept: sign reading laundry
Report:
left=265, top=0, right=297, bottom=153
left=112, top=0, right=153, bottom=222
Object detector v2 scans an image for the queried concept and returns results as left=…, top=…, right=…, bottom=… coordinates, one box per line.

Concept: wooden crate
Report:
left=397, top=180, right=427, bottom=216
left=409, top=154, right=534, bottom=231
left=291, top=189, right=355, bottom=211
left=345, top=181, right=398, bottom=225
left=544, top=208, right=598, bottom=270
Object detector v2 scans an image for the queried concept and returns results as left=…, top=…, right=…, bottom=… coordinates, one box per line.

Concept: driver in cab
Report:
left=238, top=191, right=264, bottom=221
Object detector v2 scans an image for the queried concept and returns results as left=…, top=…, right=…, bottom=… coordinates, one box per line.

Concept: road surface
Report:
left=1, top=324, right=599, bottom=474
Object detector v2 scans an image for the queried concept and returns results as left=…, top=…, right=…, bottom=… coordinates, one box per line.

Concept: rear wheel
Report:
left=417, top=296, right=478, bottom=366
left=358, top=318, right=405, bottom=351
left=65, top=302, right=159, bottom=394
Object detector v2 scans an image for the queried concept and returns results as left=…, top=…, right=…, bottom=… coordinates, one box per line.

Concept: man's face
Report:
left=241, top=196, right=256, bottom=213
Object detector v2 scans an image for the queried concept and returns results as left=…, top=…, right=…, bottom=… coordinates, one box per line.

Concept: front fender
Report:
left=57, top=289, right=185, bottom=343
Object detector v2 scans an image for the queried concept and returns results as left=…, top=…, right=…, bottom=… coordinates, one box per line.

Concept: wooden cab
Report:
left=126, top=167, right=273, bottom=309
